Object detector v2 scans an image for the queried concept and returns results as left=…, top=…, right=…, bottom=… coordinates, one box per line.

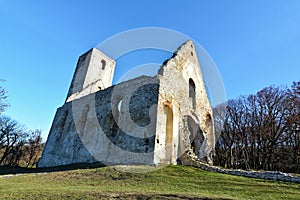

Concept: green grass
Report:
left=0, top=165, right=299, bottom=199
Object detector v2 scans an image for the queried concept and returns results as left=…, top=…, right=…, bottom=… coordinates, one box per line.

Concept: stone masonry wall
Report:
left=154, top=41, right=215, bottom=165
left=38, top=76, right=158, bottom=167
left=187, top=152, right=300, bottom=183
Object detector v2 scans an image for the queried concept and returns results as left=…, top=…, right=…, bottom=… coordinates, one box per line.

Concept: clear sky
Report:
left=0, top=1, right=300, bottom=140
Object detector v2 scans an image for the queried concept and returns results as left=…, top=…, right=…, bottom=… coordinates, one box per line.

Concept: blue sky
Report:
left=0, top=1, right=300, bottom=140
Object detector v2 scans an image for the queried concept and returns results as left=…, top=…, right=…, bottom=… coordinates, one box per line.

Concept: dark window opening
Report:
left=191, top=140, right=195, bottom=152
left=206, top=113, right=212, bottom=127
left=189, top=78, right=196, bottom=109
left=101, top=59, right=106, bottom=70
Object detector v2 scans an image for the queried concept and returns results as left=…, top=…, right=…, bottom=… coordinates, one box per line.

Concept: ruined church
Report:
left=38, top=41, right=215, bottom=168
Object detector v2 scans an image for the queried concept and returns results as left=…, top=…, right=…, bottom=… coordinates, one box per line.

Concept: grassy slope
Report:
left=0, top=165, right=299, bottom=199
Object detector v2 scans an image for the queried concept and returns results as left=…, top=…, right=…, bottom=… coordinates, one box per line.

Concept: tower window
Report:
left=101, top=59, right=106, bottom=70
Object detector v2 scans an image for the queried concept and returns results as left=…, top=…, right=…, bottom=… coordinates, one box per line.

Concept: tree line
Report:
left=0, top=85, right=44, bottom=167
left=213, top=81, right=300, bottom=173
left=1, top=80, right=299, bottom=171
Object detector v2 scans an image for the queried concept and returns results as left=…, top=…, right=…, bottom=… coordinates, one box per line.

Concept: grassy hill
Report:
left=0, top=165, right=299, bottom=199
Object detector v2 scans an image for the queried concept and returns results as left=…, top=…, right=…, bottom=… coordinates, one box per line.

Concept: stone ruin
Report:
left=38, top=41, right=215, bottom=168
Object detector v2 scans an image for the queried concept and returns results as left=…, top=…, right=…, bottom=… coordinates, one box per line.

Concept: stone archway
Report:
left=192, top=128, right=204, bottom=158
left=185, top=115, right=204, bottom=158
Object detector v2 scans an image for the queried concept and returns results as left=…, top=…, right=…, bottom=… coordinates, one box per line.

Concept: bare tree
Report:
left=0, top=85, right=44, bottom=167
left=25, top=129, right=43, bottom=167
left=285, top=81, right=300, bottom=172
left=0, top=117, right=44, bottom=167
left=214, top=83, right=299, bottom=173
left=0, top=85, right=8, bottom=114
left=0, top=116, right=27, bottom=165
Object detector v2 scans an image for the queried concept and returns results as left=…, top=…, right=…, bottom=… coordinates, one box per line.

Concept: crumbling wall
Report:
left=38, top=76, right=158, bottom=167
left=39, top=40, right=215, bottom=168
left=187, top=152, right=300, bottom=183
left=37, top=102, right=98, bottom=167
left=154, top=41, right=215, bottom=165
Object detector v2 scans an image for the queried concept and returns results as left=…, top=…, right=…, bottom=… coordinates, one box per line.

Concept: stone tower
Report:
left=38, top=41, right=215, bottom=168
left=66, top=48, right=116, bottom=102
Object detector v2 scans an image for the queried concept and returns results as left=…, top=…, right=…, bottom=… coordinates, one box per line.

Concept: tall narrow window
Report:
left=117, top=100, right=123, bottom=112
left=117, top=100, right=123, bottom=123
left=189, top=78, right=196, bottom=109
left=101, top=59, right=106, bottom=70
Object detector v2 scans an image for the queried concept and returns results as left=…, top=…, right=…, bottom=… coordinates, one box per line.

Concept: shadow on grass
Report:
left=0, top=162, right=106, bottom=175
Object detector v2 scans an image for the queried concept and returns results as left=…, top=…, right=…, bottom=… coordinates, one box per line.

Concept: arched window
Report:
left=206, top=113, right=212, bottom=127
left=101, top=59, right=106, bottom=70
left=189, top=78, right=196, bottom=109
left=117, top=100, right=122, bottom=113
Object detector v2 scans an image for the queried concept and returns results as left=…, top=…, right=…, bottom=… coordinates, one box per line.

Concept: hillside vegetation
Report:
left=0, top=165, right=299, bottom=199
left=214, top=82, right=300, bottom=173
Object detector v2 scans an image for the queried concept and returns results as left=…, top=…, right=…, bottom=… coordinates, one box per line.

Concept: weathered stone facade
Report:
left=38, top=41, right=215, bottom=168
